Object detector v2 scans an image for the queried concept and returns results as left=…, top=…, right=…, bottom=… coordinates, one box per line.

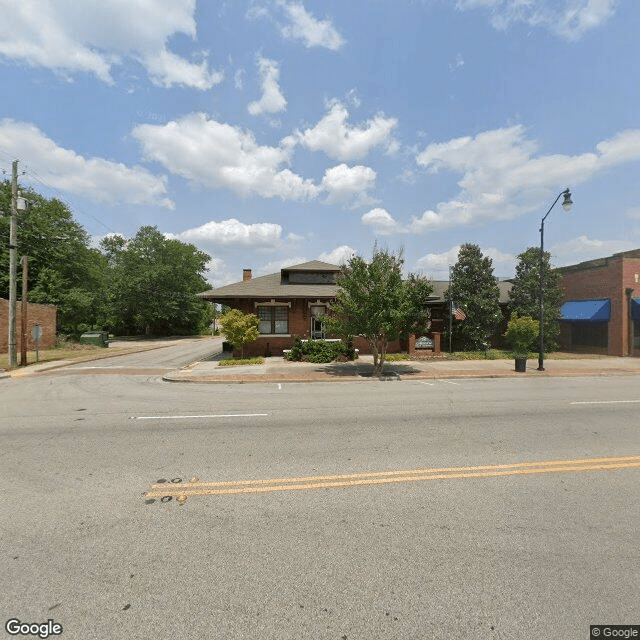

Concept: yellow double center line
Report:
left=144, top=454, right=640, bottom=503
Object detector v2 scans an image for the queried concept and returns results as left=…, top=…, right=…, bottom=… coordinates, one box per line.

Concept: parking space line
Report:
left=130, top=413, right=268, bottom=420
left=570, top=400, right=640, bottom=405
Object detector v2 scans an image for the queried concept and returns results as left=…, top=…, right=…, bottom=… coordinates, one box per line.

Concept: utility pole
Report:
left=20, top=255, right=28, bottom=366
left=8, top=160, right=18, bottom=369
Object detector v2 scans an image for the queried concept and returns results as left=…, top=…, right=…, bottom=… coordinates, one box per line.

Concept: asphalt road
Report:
left=64, top=336, right=224, bottom=372
left=1, top=352, right=639, bottom=640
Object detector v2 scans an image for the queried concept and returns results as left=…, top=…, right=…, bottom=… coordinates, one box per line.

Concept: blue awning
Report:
left=561, top=299, right=610, bottom=322
left=632, top=298, right=640, bottom=321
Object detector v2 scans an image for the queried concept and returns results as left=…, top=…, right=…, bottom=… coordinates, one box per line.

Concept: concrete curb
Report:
left=161, top=366, right=640, bottom=384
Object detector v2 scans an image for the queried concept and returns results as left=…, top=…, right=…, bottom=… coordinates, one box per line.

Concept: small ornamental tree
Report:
left=323, top=248, right=433, bottom=376
left=505, top=314, right=539, bottom=357
left=219, top=309, right=259, bottom=358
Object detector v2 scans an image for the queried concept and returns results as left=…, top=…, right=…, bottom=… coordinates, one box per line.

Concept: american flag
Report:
left=452, top=304, right=466, bottom=321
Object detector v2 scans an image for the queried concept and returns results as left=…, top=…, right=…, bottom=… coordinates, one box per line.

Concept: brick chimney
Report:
left=243, top=268, right=252, bottom=282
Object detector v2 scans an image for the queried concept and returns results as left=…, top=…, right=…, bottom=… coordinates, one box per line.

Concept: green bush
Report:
left=505, top=314, right=539, bottom=357
left=286, top=338, right=355, bottom=363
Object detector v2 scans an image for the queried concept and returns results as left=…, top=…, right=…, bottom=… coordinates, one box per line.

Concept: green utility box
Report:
left=80, top=332, right=109, bottom=347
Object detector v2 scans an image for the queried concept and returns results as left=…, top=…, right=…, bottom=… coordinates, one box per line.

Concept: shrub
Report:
left=286, top=338, right=355, bottom=363
left=219, top=310, right=259, bottom=358
left=505, top=314, right=539, bottom=357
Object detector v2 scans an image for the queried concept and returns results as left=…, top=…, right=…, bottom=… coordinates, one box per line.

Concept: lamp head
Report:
left=561, top=188, right=573, bottom=212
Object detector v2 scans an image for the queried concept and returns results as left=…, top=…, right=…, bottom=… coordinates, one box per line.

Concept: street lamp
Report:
left=538, top=187, right=573, bottom=371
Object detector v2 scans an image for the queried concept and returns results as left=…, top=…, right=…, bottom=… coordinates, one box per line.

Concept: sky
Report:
left=1, top=0, right=639, bottom=286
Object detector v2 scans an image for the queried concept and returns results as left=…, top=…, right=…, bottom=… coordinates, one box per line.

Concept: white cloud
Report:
left=551, top=235, right=636, bottom=266
left=248, top=56, right=287, bottom=116
left=295, top=101, right=398, bottom=161
left=0, top=0, right=222, bottom=89
left=455, top=0, right=618, bottom=41
left=169, top=218, right=282, bottom=246
left=411, top=125, right=640, bottom=232
left=450, top=53, right=465, bottom=70
left=264, top=1, right=345, bottom=50
left=321, top=163, right=376, bottom=205
left=257, top=256, right=309, bottom=275
left=361, top=208, right=406, bottom=236
left=132, top=113, right=320, bottom=201
left=415, top=246, right=462, bottom=277
left=319, top=245, right=357, bottom=265
left=0, top=119, right=172, bottom=207
left=234, top=68, right=245, bottom=90
left=416, top=245, right=515, bottom=279
left=203, top=257, right=237, bottom=287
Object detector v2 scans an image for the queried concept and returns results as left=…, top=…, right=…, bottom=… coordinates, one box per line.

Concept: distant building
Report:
left=557, top=249, right=640, bottom=356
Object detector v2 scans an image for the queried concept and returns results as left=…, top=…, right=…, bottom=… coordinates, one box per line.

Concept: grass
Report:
left=385, top=353, right=410, bottom=361
left=0, top=343, right=104, bottom=369
left=218, top=356, right=265, bottom=367
left=0, top=335, right=172, bottom=370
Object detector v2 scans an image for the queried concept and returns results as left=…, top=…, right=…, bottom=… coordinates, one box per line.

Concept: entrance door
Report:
left=310, top=305, right=325, bottom=339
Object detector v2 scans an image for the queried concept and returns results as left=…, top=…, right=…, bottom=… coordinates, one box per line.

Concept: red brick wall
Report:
left=0, top=299, right=57, bottom=352
left=558, top=255, right=640, bottom=356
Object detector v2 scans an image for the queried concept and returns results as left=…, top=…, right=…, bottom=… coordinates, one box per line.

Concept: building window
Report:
left=571, top=322, right=608, bottom=348
left=258, top=306, right=288, bottom=334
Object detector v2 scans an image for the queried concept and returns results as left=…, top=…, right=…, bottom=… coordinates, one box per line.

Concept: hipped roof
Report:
left=199, top=261, right=512, bottom=304
left=198, top=261, right=341, bottom=301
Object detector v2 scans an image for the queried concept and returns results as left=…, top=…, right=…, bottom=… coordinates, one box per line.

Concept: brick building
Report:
left=557, top=249, right=640, bottom=356
left=199, top=261, right=406, bottom=356
left=199, top=261, right=512, bottom=357
left=0, top=299, right=57, bottom=352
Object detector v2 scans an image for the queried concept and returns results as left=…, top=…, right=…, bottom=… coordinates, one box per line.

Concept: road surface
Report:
left=1, top=354, right=638, bottom=639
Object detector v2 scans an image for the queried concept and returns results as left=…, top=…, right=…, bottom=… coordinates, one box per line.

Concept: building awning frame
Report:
left=560, top=299, right=611, bottom=322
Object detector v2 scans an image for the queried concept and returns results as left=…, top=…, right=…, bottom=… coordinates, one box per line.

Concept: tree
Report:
left=445, top=243, right=501, bottom=350
left=323, top=247, right=433, bottom=376
left=0, top=181, right=108, bottom=337
left=509, top=247, right=563, bottom=351
left=100, top=226, right=212, bottom=336
left=218, top=309, right=259, bottom=358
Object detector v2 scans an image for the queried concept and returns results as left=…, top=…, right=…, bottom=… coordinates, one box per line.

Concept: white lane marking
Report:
left=417, top=381, right=435, bottom=386
left=278, top=384, right=282, bottom=390
left=130, top=413, right=268, bottom=420
left=439, top=380, right=460, bottom=385
left=570, top=400, right=640, bottom=405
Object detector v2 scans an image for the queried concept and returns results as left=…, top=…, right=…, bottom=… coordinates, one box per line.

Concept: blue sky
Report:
left=1, top=0, right=639, bottom=285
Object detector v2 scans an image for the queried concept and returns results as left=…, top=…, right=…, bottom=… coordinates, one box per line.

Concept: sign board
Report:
left=31, top=325, right=42, bottom=341
left=415, top=336, right=434, bottom=349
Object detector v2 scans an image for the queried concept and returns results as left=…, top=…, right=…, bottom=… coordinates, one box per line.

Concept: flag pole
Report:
left=448, top=265, right=452, bottom=353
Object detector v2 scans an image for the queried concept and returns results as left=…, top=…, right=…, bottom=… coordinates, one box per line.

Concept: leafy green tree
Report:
left=445, top=243, right=501, bottom=350
left=509, top=247, right=563, bottom=351
left=100, top=226, right=211, bottom=336
left=323, top=247, right=433, bottom=375
left=218, top=309, right=259, bottom=357
left=0, top=181, right=108, bottom=336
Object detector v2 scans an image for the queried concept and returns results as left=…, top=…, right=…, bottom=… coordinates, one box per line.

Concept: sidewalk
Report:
left=163, top=353, right=640, bottom=384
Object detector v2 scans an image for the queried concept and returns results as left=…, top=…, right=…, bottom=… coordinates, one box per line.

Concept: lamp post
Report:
left=538, top=188, right=573, bottom=371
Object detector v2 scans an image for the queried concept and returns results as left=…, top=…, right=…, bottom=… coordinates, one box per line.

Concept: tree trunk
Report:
left=372, top=336, right=384, bottom=376
left=371, top=340, right=380, bottom=376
